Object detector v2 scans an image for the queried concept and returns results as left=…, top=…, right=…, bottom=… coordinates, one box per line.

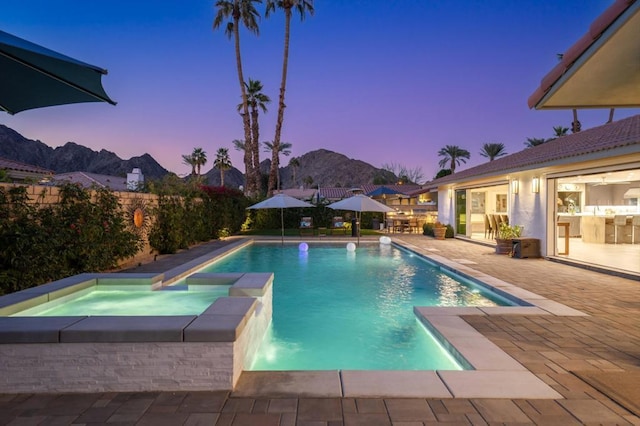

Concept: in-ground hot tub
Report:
left=0, top=272, right=273, bottom=393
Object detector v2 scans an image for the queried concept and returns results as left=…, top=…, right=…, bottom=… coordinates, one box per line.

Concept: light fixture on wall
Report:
left=531, top=177, right=540, bottom=193
left=448, top=188, right=453, bottom=199
left=511, top=179, right=519, bottom=194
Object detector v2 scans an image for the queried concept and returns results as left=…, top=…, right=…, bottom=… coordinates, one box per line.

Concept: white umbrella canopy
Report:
left=247, top=194, right=314, bottom=243
left=327, top=194, right=394, bottom=244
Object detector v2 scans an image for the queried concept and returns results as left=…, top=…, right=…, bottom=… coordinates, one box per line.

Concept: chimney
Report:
left=127, top=168, right=144, bottom=191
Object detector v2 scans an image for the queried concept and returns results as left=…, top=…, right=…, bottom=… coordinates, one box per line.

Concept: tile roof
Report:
left=52, top=172, right=129, bottom=191
left=318, top=184, right=421, bottom=201
left=528, top=0, right=636, bottom=109
left=0, top=157, right=53, bottom=174
left=431, top=114, right=640, bottom=186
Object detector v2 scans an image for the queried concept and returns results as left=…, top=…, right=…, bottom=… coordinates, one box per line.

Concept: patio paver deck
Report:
left=1, top=234, right=638, bottom=425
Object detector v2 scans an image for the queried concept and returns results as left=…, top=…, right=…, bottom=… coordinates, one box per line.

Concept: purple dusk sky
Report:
left=2, top=1, right=638, bottom=183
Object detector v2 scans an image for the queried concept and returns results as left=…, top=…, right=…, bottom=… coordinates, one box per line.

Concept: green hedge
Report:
left=0, top=184, right=142, bottom=294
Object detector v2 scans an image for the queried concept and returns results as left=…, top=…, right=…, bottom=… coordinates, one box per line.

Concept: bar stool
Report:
left=613, top=215, right=630, bottom=244
left=632, top=215, right=640, bottom=244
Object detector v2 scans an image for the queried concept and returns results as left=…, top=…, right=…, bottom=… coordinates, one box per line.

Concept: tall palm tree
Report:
left=263, top=141, right=292, bottom=190
left=265, top=0, right=314, bottom=195
left=182, top=153, right=197, bottom=177
left=288, top=156, right=300, bottom=185
left=524, top=137, right=548, bottom=148
left=214, top=147, right=232, bottom=186
left=213, top=0, right=261, bottom=196
left=192, top=147, right=207, bottom=177
left=479, top=142, right=507, bottom=161
left=437, top=145, right=470, bottom=173
left=239, top=79, right=270, bottom=194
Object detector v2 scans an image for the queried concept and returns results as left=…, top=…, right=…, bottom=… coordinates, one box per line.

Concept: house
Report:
left=433, top=0, right=640, bottom=278
left=52, top=169, right=144, bottom=192
left=0, top=157, right=53, bottom=183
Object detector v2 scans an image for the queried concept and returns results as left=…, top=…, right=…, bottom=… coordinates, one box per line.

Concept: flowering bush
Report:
left=0, top=184, right=141, bottom=294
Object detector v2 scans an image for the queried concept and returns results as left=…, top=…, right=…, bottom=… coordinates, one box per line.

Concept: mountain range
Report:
left=0, top=125, right=397, bottom=188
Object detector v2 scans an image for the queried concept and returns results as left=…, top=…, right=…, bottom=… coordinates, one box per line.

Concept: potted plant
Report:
left=433, top=221, right=447, bottom=240
left=495, top=222, right=523, bottom=254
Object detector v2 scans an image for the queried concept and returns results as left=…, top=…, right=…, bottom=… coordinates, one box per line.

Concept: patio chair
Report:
left=489, top=214, right=499, bottom=239
left=386, top=218, right=395, bottom=233
left=329, top=216, right=347, bottom=235
left=484, top=214, right=493, bottom=239
left=299, top=217, right=314, bottom=237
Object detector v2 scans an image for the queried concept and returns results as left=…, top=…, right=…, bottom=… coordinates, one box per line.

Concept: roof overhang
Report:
left=529, top=0, right=640, bottom=109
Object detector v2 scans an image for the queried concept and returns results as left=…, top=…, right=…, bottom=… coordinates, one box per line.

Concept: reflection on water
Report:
left=204, top=243, right=506, bottom=370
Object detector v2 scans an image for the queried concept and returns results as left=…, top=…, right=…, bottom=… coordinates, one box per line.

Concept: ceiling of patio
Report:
left=530, top=1, right=640, bottom=109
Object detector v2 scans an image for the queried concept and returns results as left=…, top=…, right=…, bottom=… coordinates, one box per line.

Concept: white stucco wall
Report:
left=438, top=188, right=455, bottom=226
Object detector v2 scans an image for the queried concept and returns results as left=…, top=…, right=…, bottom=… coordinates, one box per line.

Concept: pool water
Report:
left=200, top=243, right=512, bottom=370
left=12, top=287, right=231, bottom=317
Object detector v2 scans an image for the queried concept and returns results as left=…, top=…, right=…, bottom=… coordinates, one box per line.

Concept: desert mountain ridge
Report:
left=0, top=125, right=397, bottom=188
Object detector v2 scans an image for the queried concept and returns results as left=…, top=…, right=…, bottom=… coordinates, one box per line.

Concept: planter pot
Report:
left=495, top=238, right=513, bottom=255
left=434, top=227, right=447, bottom=240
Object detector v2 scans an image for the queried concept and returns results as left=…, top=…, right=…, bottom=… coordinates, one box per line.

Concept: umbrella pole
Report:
left=280, top=208, right=284, bottom=245
left=357, top=211, right=361, bottom=245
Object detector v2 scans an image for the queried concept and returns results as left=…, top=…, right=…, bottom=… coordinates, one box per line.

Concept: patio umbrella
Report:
left=327, top=194, right=394, bottom=244
left=247, top=194, right=314, bottom=244
left=0, top=30, right=116, bottom=114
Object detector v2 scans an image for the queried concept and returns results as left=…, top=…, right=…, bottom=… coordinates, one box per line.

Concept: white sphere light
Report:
left=379, top=236, right=391, bottom=245
left=299, top=242, right=309, bottom=252
left=346, top=242, right=356, bottom=252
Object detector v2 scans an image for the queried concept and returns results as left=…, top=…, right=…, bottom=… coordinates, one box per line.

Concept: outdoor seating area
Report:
left=299, top=216, right=314, bottom=237
left=386, top=216, right=423, bottom=233
left=329, top=216, right=347, bottom=235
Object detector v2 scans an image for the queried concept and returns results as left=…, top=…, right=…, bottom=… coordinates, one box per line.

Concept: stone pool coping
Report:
left=0, top=271, right=272, bottom=344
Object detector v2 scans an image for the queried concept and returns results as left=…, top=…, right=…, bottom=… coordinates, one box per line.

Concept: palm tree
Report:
left=302, top=175, right=313, bottom=189
left=232, top=139, right=246, bottom=151
left=265, top=0, right=314, bottom=195
left=182, top=153, right=197, bottom=177
left=239, top=79, right=270, bottom=194
left=479, top=142, right=507, bottom=161
left=288, top=156, right=300, bottom=185
left=437, top=145, right=470, bottom=173
left=213, top=0, right=261, bottom=196
left=192, top=147, right=207, bottom=177
left=214, top=147, right=232, bottom=186
left=553, top=125, right=569, bottom=137
left=524, top=137, right=548, bottom=148
left=263, top=141, right=292, bottom=190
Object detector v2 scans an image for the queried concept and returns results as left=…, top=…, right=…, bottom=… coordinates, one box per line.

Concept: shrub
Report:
left=497, top=222, right=523, bottom=239
left=445, top=224, right=455, bottom=238
left=0, top=184, right=141, bottom=294
left=423, top=222, right=434, bottom=236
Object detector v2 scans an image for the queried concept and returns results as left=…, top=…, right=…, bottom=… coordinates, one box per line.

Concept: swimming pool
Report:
left=11, top=286, right=231, bottom=316
left=197, top=242, right=515, bottom=370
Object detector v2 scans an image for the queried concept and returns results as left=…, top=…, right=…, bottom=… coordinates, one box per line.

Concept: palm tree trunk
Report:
left=234, top=13, right=255, bottom=196
left=250, top=107, right=261, bottom=194
left=268, top=8, right=292, bottom=195
left=220, top=169, right=225, bottom=187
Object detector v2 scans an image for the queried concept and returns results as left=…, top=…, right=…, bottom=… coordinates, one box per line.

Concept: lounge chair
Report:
left=329, top=216, right=347, bottom=235
left=299, top=217, right=314, bottom=237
